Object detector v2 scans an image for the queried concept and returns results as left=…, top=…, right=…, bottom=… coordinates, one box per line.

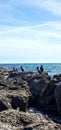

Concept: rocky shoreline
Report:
left=0, top=67, right=61, bottom=129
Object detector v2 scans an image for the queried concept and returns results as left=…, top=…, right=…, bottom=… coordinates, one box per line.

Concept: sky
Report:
left=0, top=0, right=61, bottom=63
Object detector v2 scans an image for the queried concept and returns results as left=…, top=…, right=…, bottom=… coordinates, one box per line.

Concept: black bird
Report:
left=20, top=66, right=24, bottom=72
left=36, top=66, right=41, bottom=73
left=13, top=67, right=15, bottom=72
left=40, top=65, right=44, bottom=72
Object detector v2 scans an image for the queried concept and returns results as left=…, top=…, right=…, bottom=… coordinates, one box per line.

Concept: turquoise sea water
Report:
left=0, top=63, right=61, bottom=75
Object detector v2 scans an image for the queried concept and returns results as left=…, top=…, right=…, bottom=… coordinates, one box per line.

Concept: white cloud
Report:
left=0, top=38, right=61, bottom=63
left=0, top=21, right=61, bottom=63
left=0, top=1, right=61, bottom=63
left=24, top=0, right=61, bottom=15
left=0, top=0, right=61, bottom=19
left=0, top=21, right=61, bottom=40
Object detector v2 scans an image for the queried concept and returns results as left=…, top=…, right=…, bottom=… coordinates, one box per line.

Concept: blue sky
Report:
left=0, top=0, right=61, bottom=63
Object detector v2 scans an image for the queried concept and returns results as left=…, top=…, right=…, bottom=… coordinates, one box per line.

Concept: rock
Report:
left=30, top=78, right=49, bottom=96
left=0, top=100, right=8, bottom=111
left=53, top=74, right=61, bottom=83
left=0, top=89, right=30, bottom=112
left=0, top=67, right=61, bottom=129
left=0, top=90, right=11, bottom=111
left=6, top=76, right=29, bottom=91
left=0, top=67, right=9, bottom=75
left=54, top=82, right=61, bottom=114
left=29, top=74, right=49, bottom=108
left=10, top=91, right=29, bottom=111
left=21, top=72, right=50, bottom=84
left=0, top=67, right=31, bottom=112
left=0, top=109, right=61, bottom=130
left=8, top=71, right=19, bottom=78
left=0, top=74, right=8, bottom=89
left=0, top=121, right=16, bottom=130
left=38, top=79, right=58, bottom=113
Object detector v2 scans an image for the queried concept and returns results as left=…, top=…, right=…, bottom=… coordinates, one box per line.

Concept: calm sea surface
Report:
left=0, top=63, right=61, bottom=75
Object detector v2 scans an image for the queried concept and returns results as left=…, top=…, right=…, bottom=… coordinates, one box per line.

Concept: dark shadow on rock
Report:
left=23, top=128, right=32, bottom=130
left=28, top=95, right=40, bottom=108
left=0, top=100, right=8, bottom=111
left=11, top=95, right=27, bottom=112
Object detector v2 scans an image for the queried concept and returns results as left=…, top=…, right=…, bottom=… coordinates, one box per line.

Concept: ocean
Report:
left=0, top=63, right=61, bottom=76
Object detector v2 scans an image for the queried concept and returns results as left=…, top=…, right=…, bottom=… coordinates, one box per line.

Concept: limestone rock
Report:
left=54, top=82, right=61, bottom=114
left=38, top=79, right=58, bottom=112
left=0, top=109, right=61, bottom=130
left=29, top=74, right=50, bottom=108
left=0, top=89, right=30, bottom=112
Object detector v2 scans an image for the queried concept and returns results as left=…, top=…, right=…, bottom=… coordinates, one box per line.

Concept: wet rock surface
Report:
left=0, top=67, right=61, bottom=129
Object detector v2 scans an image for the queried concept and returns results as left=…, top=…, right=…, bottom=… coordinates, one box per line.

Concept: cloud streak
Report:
left=0, top=0, right=61, bottom=62
left=23, top=0, right=61, bottom=15
left=0, top=0, right=61, bottom=27
left=0, top=21, right=61, bottom=40
left=0, top=21, right=61, bottom=63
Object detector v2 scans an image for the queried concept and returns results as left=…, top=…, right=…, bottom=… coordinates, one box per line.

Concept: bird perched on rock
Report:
left=20, top=66, right=24, bottom=72
left=36, top=66, right=41, bottom=73
left=40, top=65, right=44, bottom=72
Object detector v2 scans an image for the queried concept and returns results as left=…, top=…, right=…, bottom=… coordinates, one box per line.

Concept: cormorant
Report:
left=20, top=66, right=24, bottom=72
left=40, top=65, right=44, bottom=72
